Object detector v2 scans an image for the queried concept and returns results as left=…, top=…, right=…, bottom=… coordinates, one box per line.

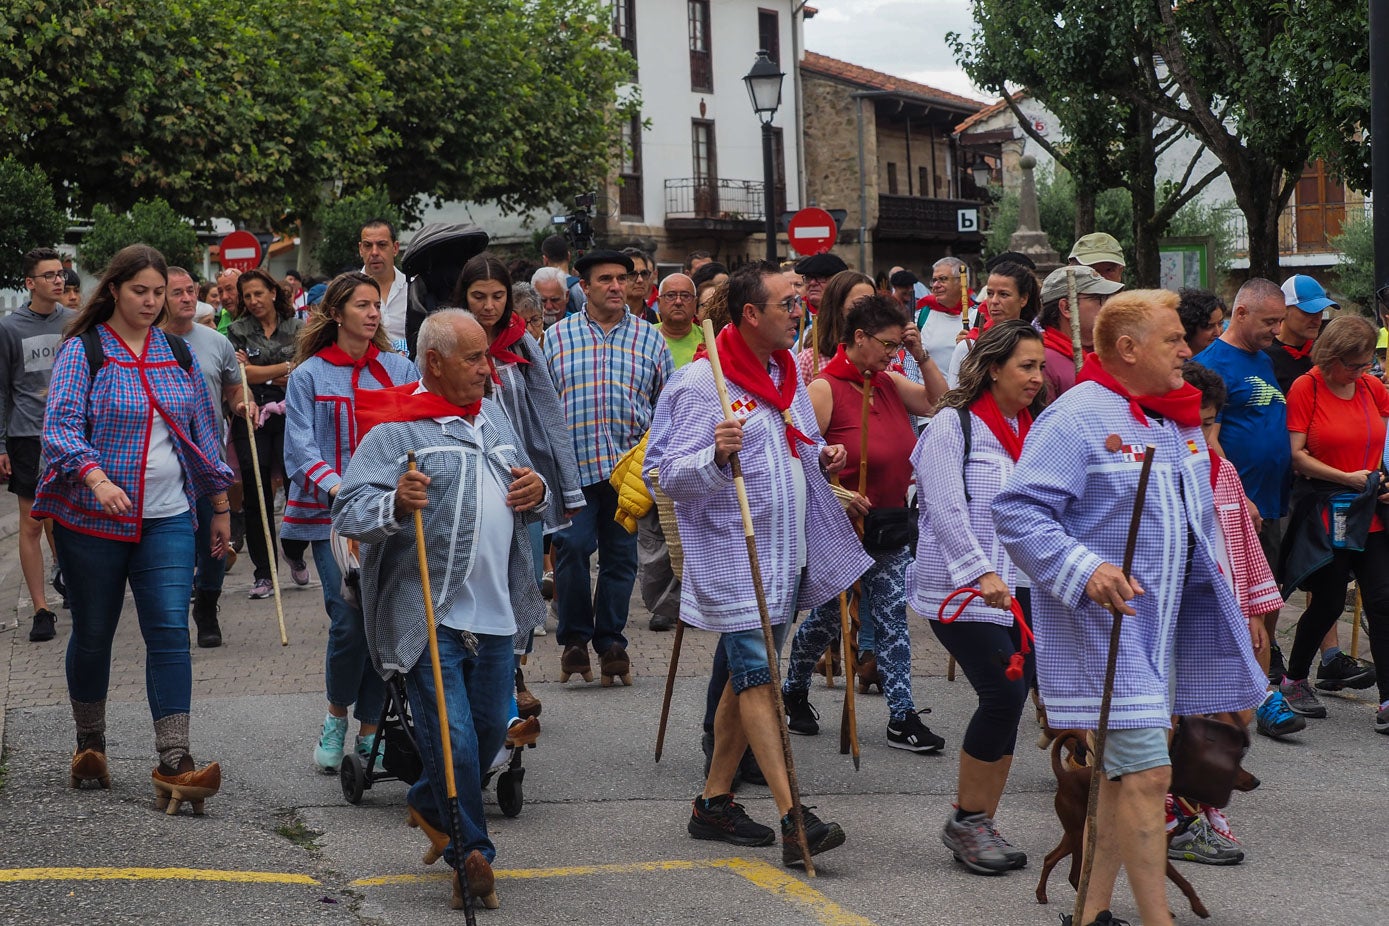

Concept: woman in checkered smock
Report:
left=35, top=244, right=233, bottom=812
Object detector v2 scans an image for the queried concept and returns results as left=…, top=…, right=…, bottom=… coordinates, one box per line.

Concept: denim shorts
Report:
left=1102, top=726, right=1171, bottom=779
left=720, top=622, right=789, bottom=694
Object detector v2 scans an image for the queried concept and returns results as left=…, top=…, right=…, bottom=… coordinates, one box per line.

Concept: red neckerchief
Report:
left=915, top=294, right=962, bottom=317
left=1076, top=352, right=1203, bottom=428
left=714, top=324, right=815, bottom=458
left=965, top=313, right=994, bottom=342
left=1279, top=338, right=1314, bottom=360
left=821, top=344, right=869, bottom=385
left=488, top=314, right=530, bottom=384
left=1041, top=326, right=1078, bottom=360
left=970, top=391, right=1031, bottom=461
left=355, top=381, right=480, bottom=438
left=317, top=342, right=394, bottom=393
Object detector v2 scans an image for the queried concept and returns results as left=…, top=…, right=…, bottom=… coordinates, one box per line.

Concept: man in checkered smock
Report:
left=992, top=290, right=1265, bottom=926
left=647, top=262, right=872, bottom=869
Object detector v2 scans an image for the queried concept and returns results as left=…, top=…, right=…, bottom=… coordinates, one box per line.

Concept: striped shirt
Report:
left=542, top=309, right=672, bottom=485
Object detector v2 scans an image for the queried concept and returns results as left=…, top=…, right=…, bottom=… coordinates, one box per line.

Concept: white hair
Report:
left=933, top=257, right=965, bottom=273
left=658, top=273, right=694, bottom=295
left=417, top=308, right=480, bottom=358
left=531, top=266, right=567, bottom=288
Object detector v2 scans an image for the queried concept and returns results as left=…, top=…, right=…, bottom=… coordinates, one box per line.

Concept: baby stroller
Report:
left=338, top=674, right=527, bottom=819
left=401, top=222, right=491, bottom=358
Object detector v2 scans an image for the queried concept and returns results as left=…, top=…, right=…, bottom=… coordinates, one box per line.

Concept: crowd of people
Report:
left=2, top=222, right=1385, bottom=922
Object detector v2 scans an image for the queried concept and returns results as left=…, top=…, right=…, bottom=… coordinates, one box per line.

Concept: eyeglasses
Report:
left=660, top=291, right=696, bottom=302
left=628, top=270, right=652, bottom=281
left=759, top=297, right=800, bottom=314
left=28, top=271, right=64, bottom=283
left=870, top=335, right=904, bottom=353
left=1339, top=357, right=1374, bottom=373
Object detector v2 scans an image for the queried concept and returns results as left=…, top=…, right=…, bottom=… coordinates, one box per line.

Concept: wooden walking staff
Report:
left=407, top=452, right=483, bottom=923
left=837, top=374, right=871, bottom=768
left=654, top=620, right=685, bottom=762
left=960, top=265, right=972, bottom=333
left=1066, top=266, right=1084, bottom=373
left=239, top=366, right=288, bottom=646
left=700, top=319, right=817, bottom=876
left=1073, top=446, right=1157, bottom=925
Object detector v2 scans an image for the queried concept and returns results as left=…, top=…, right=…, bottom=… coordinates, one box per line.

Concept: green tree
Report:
left=0, top=157, right=66, bottom=288
left=79, top=199, right=201, bottom=276
left=1330, top=215, right=1376, bottom=312
left=311, top=190, right=403, bottom=277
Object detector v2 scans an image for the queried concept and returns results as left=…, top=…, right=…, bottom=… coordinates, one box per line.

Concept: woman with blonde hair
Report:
left=284, top=270, right=419, bottom=772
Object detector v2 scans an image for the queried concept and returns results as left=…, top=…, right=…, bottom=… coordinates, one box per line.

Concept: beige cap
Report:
left=1040, top=265, right=1125, bottom=305
left=1068, top=232, right=1126, bottom=267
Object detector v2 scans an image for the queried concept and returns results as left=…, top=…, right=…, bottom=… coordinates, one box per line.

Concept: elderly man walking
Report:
left=993, top=291, right=1265, bottom=926
left=647, top=261, right=871, bottom=868
left=333, top=309, right=547, bottom=912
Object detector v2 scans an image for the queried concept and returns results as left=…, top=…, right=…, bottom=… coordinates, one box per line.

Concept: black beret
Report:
left=794, top=253, right=849, bottom=277
left=573, top=249, right=634, bottom=276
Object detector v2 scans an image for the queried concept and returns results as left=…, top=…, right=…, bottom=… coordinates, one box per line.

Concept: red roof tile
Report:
left=801, top=51, right=985, bottom=112
left=954, top=90, right=1029, bottom=135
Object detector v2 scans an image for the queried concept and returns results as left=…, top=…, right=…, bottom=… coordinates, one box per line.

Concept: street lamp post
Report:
left=743, top=50, right=785, bottom=263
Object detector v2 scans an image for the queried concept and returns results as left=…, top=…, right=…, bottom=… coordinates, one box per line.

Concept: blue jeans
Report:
left=313, top=541, right=385, bottom=724
left=404, top=630, right=513, bottom=865
left=56, top=512, right=196, bottom=720
left=193, top=496, right=226, bottom=593
left=551, top=481, right=637, bottom=652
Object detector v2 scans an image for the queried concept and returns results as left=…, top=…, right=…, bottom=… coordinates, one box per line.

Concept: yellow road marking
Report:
left=352, top=857, right=876, bottom=926
left=0, top=867, right=320, bottom=885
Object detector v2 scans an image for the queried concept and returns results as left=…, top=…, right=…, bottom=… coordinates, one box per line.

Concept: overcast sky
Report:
left=803, top=0, right=990, bottom=102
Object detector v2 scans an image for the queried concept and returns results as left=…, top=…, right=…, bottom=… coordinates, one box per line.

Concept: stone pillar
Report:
left=1008, top=155, right=1062, bottom=276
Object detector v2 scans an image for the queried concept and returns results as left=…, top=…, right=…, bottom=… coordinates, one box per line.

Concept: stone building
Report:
left=800, top=51, right=986, bottom=276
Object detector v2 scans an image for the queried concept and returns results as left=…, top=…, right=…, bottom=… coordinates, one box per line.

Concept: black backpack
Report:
left=80, top=328, right=193, bottom=379
left=956, top=405, right=973, bottom=503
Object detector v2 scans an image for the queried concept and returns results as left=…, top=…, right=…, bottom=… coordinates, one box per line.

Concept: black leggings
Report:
left=230, top=414, right=306, bottom=581
left=928, top=588, right=1034, bottom=762
left=1288, top=531, right=1389, bottom=702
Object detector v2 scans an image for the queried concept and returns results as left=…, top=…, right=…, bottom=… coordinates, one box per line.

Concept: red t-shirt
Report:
left=1286, top=367, right=1389, bottom=530
left=818, top=373, right=917, bottom=509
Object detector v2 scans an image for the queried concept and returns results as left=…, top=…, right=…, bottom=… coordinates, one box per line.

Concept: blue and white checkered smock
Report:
left=645, top=358, right=874, bottom=634
left=991, top=382, right=1266, bottom=730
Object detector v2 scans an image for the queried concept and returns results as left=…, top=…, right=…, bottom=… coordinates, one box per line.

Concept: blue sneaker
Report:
left=314, top=715, right=348, bottom=772
left=1256, top=690, right=1305, bottom=739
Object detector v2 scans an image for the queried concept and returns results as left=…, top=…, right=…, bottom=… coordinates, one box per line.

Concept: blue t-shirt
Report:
left=1193, top=338, right=1289, bottom=518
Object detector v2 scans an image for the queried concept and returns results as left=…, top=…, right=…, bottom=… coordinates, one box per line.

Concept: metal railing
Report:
left=1220, top=200, right=1370, bottom=257
left=664, top=178, right=766, bottom=221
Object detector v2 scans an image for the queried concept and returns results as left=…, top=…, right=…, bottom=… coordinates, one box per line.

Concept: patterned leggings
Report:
left=784, top=546, right=915, bottom=721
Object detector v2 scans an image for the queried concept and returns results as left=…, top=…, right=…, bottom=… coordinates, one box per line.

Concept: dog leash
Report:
left=937, top=587, right=1033, bottom=681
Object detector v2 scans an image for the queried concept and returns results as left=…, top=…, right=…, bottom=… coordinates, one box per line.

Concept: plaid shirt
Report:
left=1212, top=455, right=1284, bottom=618
left=542, top=309, right=672, bottom=485
left=34, top=325, right=232, bottom=542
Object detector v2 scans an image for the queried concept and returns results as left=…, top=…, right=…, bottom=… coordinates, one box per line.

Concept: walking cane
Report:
left=960, top=266, right=972, bottom=333
left=239, top=366, right=288, bottom=646
left=1066, top=267, right=1084, bottom=374
left=1073, top=446, right=1156, bottom=924
left=701, top=319, right=817, bottom=876
left=407, top=452, right=482, bottom=924
left=838, top=373, right=870, bottom=768
left=654, top=620, right=685, bottom=762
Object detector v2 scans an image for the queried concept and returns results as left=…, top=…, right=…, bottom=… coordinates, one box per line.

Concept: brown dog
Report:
left=1035, top=731, right=1211, bottom=919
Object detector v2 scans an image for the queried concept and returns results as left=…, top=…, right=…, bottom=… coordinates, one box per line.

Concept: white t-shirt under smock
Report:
left=143, top=414, right=190, bottom=518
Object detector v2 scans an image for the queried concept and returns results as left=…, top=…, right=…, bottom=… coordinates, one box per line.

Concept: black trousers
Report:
left=1288, top=531, right=1389, bottom=702
left=230, top=414, right=306, bottom=582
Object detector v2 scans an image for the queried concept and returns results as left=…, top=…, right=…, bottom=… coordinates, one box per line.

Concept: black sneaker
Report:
left=1315, top=651, right=1376, bottom=691
left=886, top=709, right=945, bottom=753
left=781, top=806, right=845, bottom=867
left=783, top=689, right=819, bottom=736
left=1060, top=913, right=1131, bottom=926
left=1267, top=643, right=1286, bottom=687
left=28, top=609, right=56, bottom=643
left=688, top=794, right=775, bottom=846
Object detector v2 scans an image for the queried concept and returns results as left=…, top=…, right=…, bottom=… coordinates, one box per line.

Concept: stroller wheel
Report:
left=340, top=752, right=366, bottom=804
left=497, top=767, right=524, bottom=818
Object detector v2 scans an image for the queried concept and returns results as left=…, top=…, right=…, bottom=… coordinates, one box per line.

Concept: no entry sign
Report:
left=787, top=207, right=838, bottom=256
left=219, top=230, right=263, bottom=272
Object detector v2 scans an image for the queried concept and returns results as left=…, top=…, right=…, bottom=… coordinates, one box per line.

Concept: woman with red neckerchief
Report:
left=284, top=271, right=419, bottom=774
left=909, top=319, right=1046, bottom=875
left=780, top=295, right=946, bottom=753
left=946, top=261, right=1040, bottom=389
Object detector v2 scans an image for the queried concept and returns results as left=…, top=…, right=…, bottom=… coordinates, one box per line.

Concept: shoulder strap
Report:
left=955, top=405, right=972, bottom=503
left=80, top=328, right=104, bottom=380
left=160, top=329, right=194, bottom=373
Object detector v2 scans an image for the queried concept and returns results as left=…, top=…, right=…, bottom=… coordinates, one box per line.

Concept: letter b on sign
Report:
left=957, top=208, right=979, bottom=233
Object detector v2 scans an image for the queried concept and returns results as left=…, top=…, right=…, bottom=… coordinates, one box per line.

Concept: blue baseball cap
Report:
left=1281, top=274, right=1337, bottom=314
left=305, top=282, right=328, bottom=306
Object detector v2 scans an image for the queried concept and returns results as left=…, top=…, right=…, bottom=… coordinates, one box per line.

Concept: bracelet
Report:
left=90, top=478, right=111, bottom=491
left=211, top=506, right=231, bottom=514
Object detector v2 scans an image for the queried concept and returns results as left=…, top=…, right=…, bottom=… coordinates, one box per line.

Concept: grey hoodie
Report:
left=0, top=302, right=76, bottom=453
